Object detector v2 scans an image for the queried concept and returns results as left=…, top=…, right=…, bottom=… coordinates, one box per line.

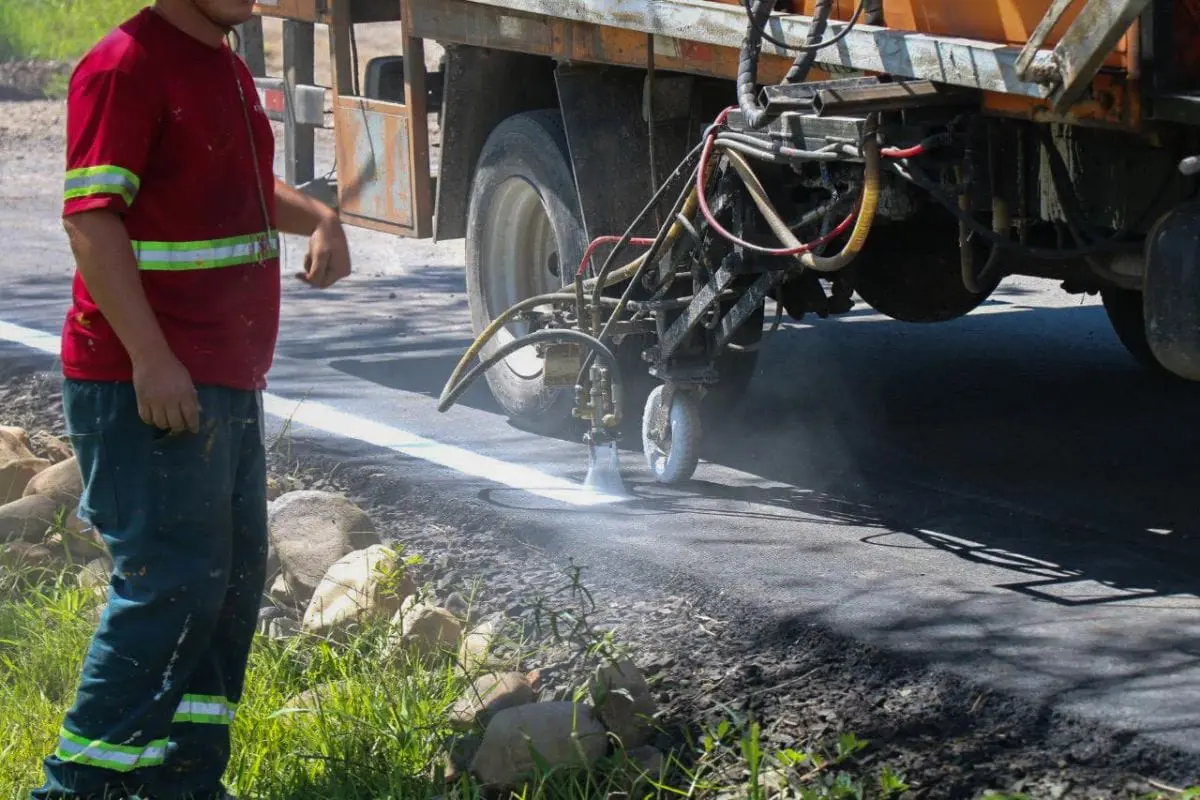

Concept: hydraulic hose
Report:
left=438, top=329, right=622, bottom=417
left=737, top=0, right=778, bottom=130
left=783, top=0, right=835, bottom=85
left=722, top=115, right=882, bottom=272
left=580, top=141, right=704, bottom=306
left=437, top=292, right=617, bottom=411
left=591, top=163, right=700, bottom=333
left=576, top=162, right=705, bottom=387
left=742, top=0, right=866, bottom=57
left=961, top=196, right=1009, bottom=295
left=889, top=158, right=1141, bottom=261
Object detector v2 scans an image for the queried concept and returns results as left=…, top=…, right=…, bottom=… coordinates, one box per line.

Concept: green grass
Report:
left=0, top=561, right=931, bottom=800
left=0, top=0, right=148, bottom=62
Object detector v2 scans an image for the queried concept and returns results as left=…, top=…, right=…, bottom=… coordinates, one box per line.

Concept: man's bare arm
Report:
left=63, top=210, right=200, bottom=433
left=273, top=178, right=336, bottom=236
left=273, top=178, right=352, bottom=289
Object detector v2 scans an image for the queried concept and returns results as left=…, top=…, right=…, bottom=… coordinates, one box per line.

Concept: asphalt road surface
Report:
left=3, top=100, right=1200, bottom=761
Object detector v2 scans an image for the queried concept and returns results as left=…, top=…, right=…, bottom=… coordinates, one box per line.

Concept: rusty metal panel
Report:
left=333, top=96, right=421, bottom=234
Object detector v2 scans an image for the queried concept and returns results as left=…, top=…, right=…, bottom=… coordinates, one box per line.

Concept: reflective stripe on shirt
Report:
left=63, top=165, right=141, bottom=208
left=131, top=230, right=279, bottom=271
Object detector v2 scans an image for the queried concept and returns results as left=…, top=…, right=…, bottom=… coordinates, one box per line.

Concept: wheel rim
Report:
left=479, top=176, right=562, bottom=380
left=646, top=404, right=673, bottom=474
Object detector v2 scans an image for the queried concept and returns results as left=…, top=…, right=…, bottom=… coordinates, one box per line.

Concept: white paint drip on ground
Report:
left=0, top=320, right=625, bottom=508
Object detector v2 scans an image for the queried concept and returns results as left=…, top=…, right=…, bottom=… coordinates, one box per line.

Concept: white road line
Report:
left=0, top=319, right=625, bottom=508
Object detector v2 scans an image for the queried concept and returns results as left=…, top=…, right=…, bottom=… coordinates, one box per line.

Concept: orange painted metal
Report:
left=406, top=0, right=1137, bottom=128
left=706, top=0, right=1131, bottom=68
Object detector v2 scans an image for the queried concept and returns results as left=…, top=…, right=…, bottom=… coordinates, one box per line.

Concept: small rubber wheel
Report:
left=642, top=385, right=702, bottom=485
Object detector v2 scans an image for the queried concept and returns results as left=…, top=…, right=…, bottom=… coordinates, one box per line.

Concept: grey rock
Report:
left=267, top=490, right=380, bottom=604
left=470, top=702, right=607, bottom=787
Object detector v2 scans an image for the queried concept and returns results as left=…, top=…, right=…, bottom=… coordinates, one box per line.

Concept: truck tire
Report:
left=465, top=110, right=589, bottom=435
left=852, top=209, right=997, bottom=323
left=1100, top=287, right=1181, bottom=379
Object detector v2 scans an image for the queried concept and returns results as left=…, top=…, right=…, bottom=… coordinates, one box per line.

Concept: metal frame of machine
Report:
left=240, top=0, right=1200, bottom=490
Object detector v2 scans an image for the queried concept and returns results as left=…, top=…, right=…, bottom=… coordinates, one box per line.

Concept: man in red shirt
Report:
left=31, top=0, right=351, bottom=797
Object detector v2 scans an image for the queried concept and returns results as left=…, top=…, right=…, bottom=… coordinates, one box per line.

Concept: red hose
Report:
left=880, top=143, right=926, bottom=159
left=697, top=109, right=858, bottom=256
left=575, top=235, right=656, bottom=279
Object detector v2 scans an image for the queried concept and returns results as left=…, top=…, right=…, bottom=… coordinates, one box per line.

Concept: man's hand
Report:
left=298, top=215, right=352, bottom=289
left=273, top=178, right=352, bottom=289
left=64, top=210, right=197, bottom=433
left=132, top=351, right=201, bottom=434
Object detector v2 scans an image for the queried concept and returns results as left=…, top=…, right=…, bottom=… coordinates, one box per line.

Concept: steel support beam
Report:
left=458, top=0, right=1058, bottom=98
left=1047, top=0, right=1154, bottom=113
left=283, top=20, right=316, bottom=186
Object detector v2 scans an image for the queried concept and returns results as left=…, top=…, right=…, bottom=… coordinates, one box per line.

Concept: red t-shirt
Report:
left=61, top=7, right=280, bottom=392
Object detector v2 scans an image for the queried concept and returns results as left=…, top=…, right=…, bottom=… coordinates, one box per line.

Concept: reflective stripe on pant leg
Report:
left=54, top=728, right=168, bottom=772
left=172, top=694, right=238, bottom=726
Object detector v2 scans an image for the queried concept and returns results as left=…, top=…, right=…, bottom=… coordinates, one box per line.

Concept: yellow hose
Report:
left=582, top=185, right=702, bottom=292
left=438, top=292, right=615, bottom=409
left=723, top=126, right=881, bottom=272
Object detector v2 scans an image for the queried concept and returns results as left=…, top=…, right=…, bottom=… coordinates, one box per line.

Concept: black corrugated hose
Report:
left=737, top=0, right=841, bottom=129
left=784, top=0, right=835, bottom=85
left=736, top=0, right=779, bottom=129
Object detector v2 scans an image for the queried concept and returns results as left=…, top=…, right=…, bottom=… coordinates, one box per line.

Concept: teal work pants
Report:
left=32, top=379, right=269, bottom=800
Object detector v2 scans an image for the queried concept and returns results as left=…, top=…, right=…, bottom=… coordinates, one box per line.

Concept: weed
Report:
left=0, top=0, right=146, bottom=62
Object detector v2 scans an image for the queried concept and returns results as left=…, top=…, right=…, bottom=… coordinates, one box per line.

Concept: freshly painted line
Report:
left=0, top=320, right=61, bottom=355
left=0, top=319, right=626, bottom=508
left=259, top=394, right=625, bottom=507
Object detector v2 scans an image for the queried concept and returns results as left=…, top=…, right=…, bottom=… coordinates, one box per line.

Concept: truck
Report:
left=240, top=0, right=1200, bottom=489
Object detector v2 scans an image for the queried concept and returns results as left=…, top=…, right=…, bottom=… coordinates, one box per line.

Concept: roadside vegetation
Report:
left=0, top=554, right=923, bottom=800
left=0, top=0, right=144, bottom=62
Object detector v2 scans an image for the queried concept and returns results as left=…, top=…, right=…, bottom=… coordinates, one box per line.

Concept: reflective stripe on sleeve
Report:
left=63, top=165, right=141, bottom=207
left=54, top=727, right=168, bottom=772
left=131, top=231, right=280, bottom=271
left=172, top=693, right=238, bottom=725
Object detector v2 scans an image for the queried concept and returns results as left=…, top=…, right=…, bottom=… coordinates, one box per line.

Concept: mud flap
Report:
left=1144, top=201, right=1200, bottom=380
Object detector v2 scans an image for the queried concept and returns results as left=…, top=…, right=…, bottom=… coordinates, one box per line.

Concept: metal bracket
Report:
left=714, top=273, right=775, bottom=351
left=543, top=343, right=582, bottom=388
left=296, top=176, right=338, bottom=207
left=1015, top=0, right=1076, bottom=82
left=657, top=263, right=737, bottom=361
left=254, top=77, right=326, bottom=127
left=1045, top=0, right=1155, bottom=113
